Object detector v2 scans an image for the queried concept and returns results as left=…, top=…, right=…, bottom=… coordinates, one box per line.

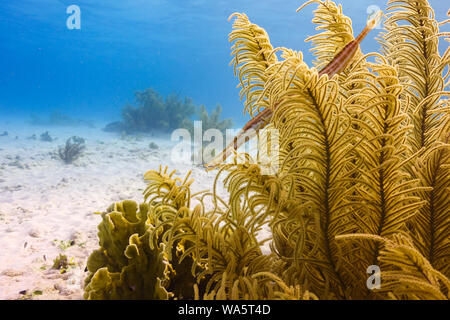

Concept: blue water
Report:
left=0, top=0, right=448, bottom=127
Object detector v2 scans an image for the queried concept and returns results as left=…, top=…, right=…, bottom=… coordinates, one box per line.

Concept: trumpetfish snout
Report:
left=367, top=10, right=383, bottom=30
left=204, top=10, right=383, bottom=170
left=320, top=10, right=383, bottom=77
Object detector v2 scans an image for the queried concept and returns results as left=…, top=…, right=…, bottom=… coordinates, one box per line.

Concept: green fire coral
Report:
left=83, top=200, right=171, bottom=300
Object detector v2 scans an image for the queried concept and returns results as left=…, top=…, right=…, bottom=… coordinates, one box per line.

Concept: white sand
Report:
left=0, top=120, right=243, bottom=300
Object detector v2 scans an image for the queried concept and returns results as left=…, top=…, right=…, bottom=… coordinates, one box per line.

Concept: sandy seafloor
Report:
left=0, top=119, right=271, bottom=300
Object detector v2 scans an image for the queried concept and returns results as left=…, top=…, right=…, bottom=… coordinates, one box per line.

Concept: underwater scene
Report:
left=0, top=0, right=449, bottom=301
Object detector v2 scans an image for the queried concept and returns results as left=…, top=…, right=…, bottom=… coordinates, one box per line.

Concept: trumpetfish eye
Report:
left=204, top=10, right=383, bottom=170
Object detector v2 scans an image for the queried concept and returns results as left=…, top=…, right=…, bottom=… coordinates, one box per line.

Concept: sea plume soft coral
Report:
left=57, top=136, right=86, bottom=164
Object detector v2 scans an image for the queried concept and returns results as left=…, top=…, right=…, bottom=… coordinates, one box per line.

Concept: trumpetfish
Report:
left=204, top=10, right=383, bottom=170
